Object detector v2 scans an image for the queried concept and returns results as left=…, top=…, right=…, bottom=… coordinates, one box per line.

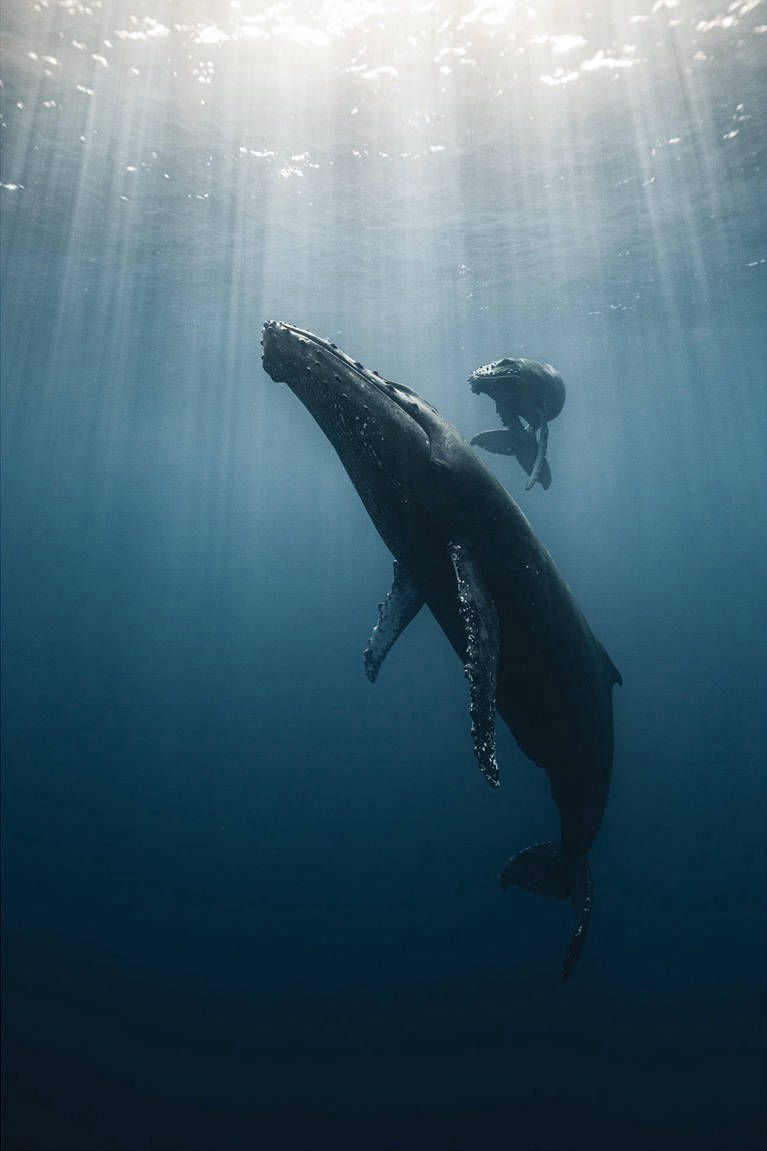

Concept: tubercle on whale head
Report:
left=261, top=320, right=315, bottom=383
left=467, top=358, right=520, bottom=396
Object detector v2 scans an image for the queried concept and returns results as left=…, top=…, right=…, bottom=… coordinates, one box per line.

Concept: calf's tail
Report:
left=500, top=842, right=592, bottom=980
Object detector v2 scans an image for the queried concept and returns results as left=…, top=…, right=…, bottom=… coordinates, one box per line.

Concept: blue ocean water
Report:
left=2, top=2, right=765, bottom=1148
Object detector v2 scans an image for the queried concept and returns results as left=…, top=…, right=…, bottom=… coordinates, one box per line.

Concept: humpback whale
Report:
left=261, top=322, right=621, bottom=979
left=469, top=357, right=566, bottom=490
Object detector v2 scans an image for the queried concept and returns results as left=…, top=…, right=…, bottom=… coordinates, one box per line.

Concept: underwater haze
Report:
left=2, top=1, right=766, bottom=1148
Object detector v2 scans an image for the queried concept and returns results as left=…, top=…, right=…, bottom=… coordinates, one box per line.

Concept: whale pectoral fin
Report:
left=363, top=561, right=424, bottom=683
left=525, top=409, right=549, bottom=491
left=470, top=429, right=522, bottom=457
left=448, top=541, right=500, bottom=787
left=537, top=460, right=552, bottom=490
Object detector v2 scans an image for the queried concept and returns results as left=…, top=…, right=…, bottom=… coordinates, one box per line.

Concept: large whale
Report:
left=261, top=321, right=622, bottom=978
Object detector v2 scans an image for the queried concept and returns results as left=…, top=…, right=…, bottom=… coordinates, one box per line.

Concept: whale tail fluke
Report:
left=500, top=842, right=592, bottom=981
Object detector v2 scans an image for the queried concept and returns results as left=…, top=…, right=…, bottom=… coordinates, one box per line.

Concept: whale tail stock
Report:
left=500, top=842, right=593, bottom=981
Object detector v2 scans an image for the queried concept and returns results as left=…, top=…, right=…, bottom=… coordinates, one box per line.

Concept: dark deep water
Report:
left=2, top=2, right=766, bottom=1149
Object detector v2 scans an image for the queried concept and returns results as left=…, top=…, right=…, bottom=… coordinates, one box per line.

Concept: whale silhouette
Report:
left=261, top=322, right=621, bottom=979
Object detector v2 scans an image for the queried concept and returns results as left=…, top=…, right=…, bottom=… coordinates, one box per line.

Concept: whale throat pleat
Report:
left=449, top=542, right=501, bottom=788
left=363, top=561, right=425, bottom=683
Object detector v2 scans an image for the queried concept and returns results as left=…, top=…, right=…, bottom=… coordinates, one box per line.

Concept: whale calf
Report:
left=261, top=322, right=621, bottom=978
left=469, top=357, right=566, bottom=490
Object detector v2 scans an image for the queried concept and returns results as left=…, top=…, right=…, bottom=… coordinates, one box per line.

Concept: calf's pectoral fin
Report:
left=363, top=561, right=424, bottom=683
left=448, top=541, right=500, bottom=787
left=470, top=429, right=521, bottom=457
left=472, top=416, right=529, bottom=458
left=525, top=408, right=549, bottom=491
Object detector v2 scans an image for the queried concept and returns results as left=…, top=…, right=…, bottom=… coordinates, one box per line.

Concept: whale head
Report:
left=468, top=357, right=566, bottom=426
left=262, top=322, right=441, bottom=552
left=262, top=321, right=433, bottom=463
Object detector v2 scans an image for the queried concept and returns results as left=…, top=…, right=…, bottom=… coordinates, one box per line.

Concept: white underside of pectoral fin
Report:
left=448, top=541, right=501, bottom=787
left=363, top=561, right=424, bottom=683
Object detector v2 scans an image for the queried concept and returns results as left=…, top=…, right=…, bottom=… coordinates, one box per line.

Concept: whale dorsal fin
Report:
left=363, top=561, right=424, bottom=683
left=595, top=639, right=622, bottom=687
left=449, top=541, right=501, bottom=787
